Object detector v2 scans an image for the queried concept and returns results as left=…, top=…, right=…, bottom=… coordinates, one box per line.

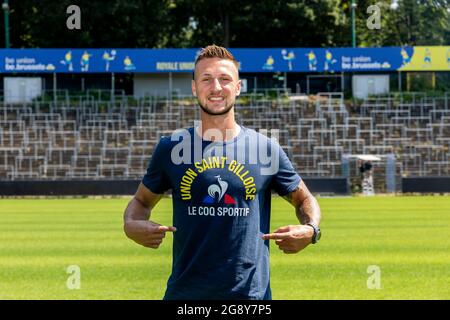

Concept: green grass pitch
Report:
left=0, top=196, right=449, bottom=299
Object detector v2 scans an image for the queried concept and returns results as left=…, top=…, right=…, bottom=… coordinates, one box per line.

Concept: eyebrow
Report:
left=199, top=73, right=233, bottom=78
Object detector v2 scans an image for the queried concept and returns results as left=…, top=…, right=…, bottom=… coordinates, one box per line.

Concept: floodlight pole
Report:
left=111, top=72, right=115, bottom=103
left=351, top=0, right=357, bottom=48
left=3, top=0, right=10, bottom=48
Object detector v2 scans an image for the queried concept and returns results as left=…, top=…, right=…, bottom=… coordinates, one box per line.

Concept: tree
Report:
left=172, top=0, right=347, bottom=47
left=1, top=0, right=448, bottom=48
left=2, top=0, right=184, bottom=48
left=353, top=0, right=449, bottom=47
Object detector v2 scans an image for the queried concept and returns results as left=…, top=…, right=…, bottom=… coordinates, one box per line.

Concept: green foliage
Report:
left=355, top=0, right=450, bottom=47
left=173, top=0, right=346, bottom=47
left=3, top=0, right=185, bottom=48
left=2, top=0, right=446, bottom=48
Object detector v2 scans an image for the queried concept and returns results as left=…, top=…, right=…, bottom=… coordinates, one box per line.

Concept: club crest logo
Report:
left=203, top=175, right=236, bottom=204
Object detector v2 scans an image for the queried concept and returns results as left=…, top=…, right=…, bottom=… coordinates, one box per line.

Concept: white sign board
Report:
left=352, top=75, right=389, bottom=99
left=4, top=77, right=42, bottom=103
left=240, top=78, right=247, bottom=93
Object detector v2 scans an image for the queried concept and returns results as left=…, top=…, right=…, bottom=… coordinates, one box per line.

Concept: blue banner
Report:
left=0, top=47, right=448, bottom=73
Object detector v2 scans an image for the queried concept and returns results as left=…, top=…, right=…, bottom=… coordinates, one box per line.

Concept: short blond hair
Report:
left=195, top=44, right=239, bottom=69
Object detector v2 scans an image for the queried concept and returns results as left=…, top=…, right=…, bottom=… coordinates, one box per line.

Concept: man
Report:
left=123, top=45, right=321, bottom=300
left=359, top=160, right=373, bottom=177
left=359, top=159, right=374, bottom=195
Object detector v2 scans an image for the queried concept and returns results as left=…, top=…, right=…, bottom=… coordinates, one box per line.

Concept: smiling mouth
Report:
left=208, top=96, right=225, bottom=102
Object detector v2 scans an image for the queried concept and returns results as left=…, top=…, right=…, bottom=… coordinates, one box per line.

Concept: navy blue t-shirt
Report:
left=142, top=125, right=301, bottom=300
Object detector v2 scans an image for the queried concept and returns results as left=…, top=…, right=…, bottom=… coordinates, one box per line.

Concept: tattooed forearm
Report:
left=282, top=181, right=321, bottom=226
left=296, top=196, right=321, bottom=225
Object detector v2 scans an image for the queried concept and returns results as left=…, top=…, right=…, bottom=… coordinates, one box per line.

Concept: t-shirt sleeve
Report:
left=271, top=143, right=302, bottom=196
left=141, top=138, right=172, bottom=194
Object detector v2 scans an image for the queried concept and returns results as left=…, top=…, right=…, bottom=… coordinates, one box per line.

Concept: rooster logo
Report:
left=203, top=175, right=236, bottom=204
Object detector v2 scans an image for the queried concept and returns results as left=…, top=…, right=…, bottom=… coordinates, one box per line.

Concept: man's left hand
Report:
left=262, top=225, right=314, bottom=254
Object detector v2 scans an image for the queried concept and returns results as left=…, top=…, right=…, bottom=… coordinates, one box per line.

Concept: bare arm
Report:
left=283, top=180, right=321, bottom=226
left=123, top=183, right=176, bottom=249
left=263, top=180, right=321, bottom=254
left=124, top=182, right=162, bottom=230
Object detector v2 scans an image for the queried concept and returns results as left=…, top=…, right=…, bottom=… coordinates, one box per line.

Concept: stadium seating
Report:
left=0, top=90, right=449, bottom=193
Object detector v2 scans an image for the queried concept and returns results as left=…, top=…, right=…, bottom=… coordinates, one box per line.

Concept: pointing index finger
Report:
left=262, top=232, right=290, bottom=240
left=157, top=225, right=177, bottom=232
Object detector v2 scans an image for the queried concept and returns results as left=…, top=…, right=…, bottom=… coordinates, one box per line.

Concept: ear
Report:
left=235, top=80, right=241, bottom=96
left=191, top=79, right=197, bottom=97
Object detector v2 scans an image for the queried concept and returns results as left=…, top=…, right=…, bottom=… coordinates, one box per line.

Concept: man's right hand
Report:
left=125, top=220, right=177, bottom=249
left=124, top=184, right=176, bottom=249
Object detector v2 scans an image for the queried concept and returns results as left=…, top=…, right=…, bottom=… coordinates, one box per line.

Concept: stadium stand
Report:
left=0, top=90, right=449, bottom=193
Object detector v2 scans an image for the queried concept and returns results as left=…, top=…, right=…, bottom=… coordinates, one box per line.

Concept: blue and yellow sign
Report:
left=0, top=47, right=448, bottom=73
left=398, top=46, right=450, bottom=71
